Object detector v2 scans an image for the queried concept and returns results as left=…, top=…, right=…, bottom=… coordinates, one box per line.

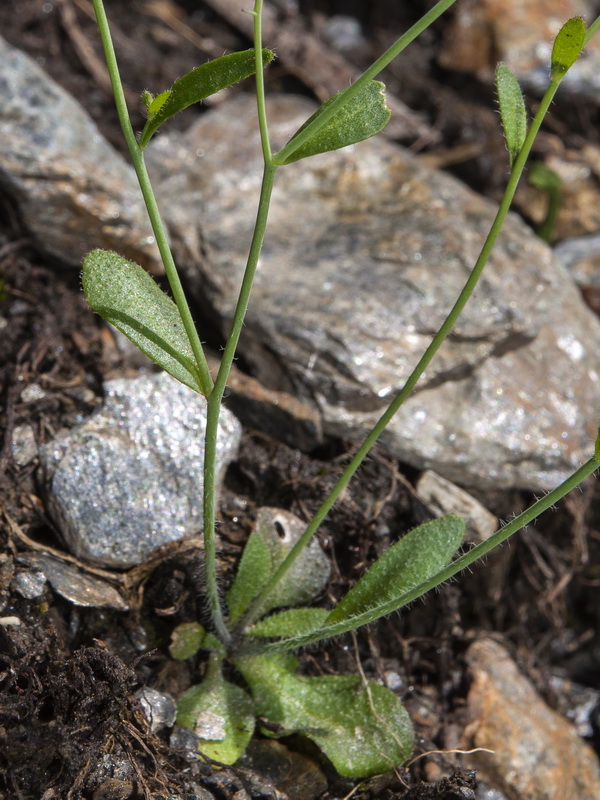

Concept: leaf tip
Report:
left=141, top=89, right=154, bottom=112
left=263, top=47, right=276, bottom=66
left=551, top=16, right=586, bottom=80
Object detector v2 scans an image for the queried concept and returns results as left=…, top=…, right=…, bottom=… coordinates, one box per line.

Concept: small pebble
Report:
left=170, top=725, right=201, bottom=761
left=135, top=688, right=177, bottom=732
left=383, top=670, right=404, bottom=691
left=11, top=424, right=38, bottom=466
left=20, top=383, right=46, bottom=403
left=12, top=571, right=46, bottom=599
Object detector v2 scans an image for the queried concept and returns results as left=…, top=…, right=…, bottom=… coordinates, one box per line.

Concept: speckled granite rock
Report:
left=39, top=372, right=241, bottom=568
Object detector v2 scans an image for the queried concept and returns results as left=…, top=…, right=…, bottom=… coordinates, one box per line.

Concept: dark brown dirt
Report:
left=1, top=2, right=600, bottom=799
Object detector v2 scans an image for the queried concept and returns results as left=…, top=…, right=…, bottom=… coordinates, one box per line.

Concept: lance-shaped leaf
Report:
left=82, top=249, right=203, bottom=394
left=226, top=508, right=331, bottom=623
left=252, top=516, right=466, bottom=653
left=551, top=17, right=586, bottom=81
left=326, top=515, right=465, bottom=624
left=276, top=80, right=391, bottom=165
left=227, top=525, right=272, bottom=623
left=248, top=607, right=330, bottom=638
left=236, top=654, right=413, bottom=778
left=177, top=660, right=255, bottom=765
left=139, top=49, right=274, bottom=148
left=496, top=64, right=527, bottom=168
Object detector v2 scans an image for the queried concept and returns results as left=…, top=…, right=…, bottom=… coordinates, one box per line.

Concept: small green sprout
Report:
left=527, top=162, right=562, bottom=242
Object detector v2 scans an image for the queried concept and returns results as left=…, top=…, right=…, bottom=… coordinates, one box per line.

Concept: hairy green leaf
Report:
left=226, top=528, right=272, bottom=623
left=251, top=516, right=465, bottom=653
left=177, top=662, right=255, bottom=764
left=495, top=64, right=527, bottom=168
left=551, top=17, right=586, bottom=80
left=82, top=249, right=203, bottom=394
left=169, top=621, right=206, bottom=660
left=141, top=89, right=154, bottom=111
left=139, top=49, right=274, bottom=148
left=248, top=607, right=330, bottom=638
left=276, top=80, right=391, bottom=165
left=327, top=515, right=464, bottom=624
left=228, top=508, right=331, bottom=623
left=146, top=89, right=171, bottom=116
left=236, top=654, right=413, bottom=778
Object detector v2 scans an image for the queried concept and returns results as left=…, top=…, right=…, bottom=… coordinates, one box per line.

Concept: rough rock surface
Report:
left=415, top=470, right=497, bottom=544
left=0, top=34, right=160, bottom=271
left=4, top=32, right=598, bottom=493
left=39, top=372, right=241, bottom=568
left=439, top=0, right=600, bottom=99
left=147, top=94, right=600, bottom=491
left=463, top=639, right=600, bottom=800
left=17, top=552, right=128, bottom=610
left=555, top=231, right=600, bottom=291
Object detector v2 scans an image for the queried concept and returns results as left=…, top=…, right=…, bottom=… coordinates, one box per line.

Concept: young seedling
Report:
left=83, top=0, right=600, bottom=778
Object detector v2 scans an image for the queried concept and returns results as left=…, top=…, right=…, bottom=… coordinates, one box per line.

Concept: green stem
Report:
left=239, top=75, right=564, bottom=630
left=203, top=164, right=277, bottom=646
left=91, top=0, right=213, bottom=396
left=258, top=456, right=600, bottom=653
left=585, top=14, right=600, bottom=44
left=273, top=0, right=458, bottom=165
left=202, top=394, right=230, bottom=645
left=202, top=0, right=277, bottom=646
left=250, top=0, right=273, bottom=165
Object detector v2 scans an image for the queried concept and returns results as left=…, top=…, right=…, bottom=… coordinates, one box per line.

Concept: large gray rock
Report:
left=40, top=372, right=241, bottom=568
left=0, top=35, right=159, bottom=271
left=146, top=94, right=600, bottom=491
